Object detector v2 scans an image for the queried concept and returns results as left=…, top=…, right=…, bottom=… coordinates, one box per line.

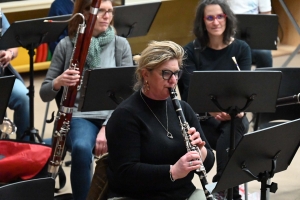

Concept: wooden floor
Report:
left=6, top=51, right=300, bottom=199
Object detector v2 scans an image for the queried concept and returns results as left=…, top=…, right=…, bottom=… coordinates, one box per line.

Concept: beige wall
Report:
left=271, top=0, right=300, bottom=46
left=127, top=0, right=199, bottom=54
left=3, top=0, right=199, bottom=55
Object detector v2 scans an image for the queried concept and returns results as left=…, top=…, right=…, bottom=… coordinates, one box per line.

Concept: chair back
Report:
left=254, top=67, right=300, bottom=129
left=87, top=153, right=109, bottom=200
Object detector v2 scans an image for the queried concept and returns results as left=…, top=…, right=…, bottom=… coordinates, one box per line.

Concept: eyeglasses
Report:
left=161, top=70, right=183, bottom=81
left=97, top=9, right=114, bottom=17
left=204, top=14, right=227, bottom=22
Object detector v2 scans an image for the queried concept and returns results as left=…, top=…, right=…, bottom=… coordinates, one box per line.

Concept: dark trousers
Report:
left=200, top=115, right=249, bottom=200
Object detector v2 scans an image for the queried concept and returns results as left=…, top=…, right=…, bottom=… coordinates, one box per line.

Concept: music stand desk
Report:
left=114, top=2, right=161, bottom=38
left=78, top=66, right=136, bottom=112
left=0, top=14, right=71, bottom=49
left=187, top=71, right=282, bottom=113
left=235, top=14, right=278, bottom=50
left=208, top=119, right=300, bottom=200
left=0, top=177, right=54, bottom=200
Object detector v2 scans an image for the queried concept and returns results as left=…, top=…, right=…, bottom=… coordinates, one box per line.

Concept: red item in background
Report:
left=0, top=140, right=51, bottom=183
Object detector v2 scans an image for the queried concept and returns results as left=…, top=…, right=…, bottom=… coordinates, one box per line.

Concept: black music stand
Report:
left=114, top=2, right=161, bottom=38
left=187, top=71, right=282, bottom=199
left=207, top=118, right=300, bottom=200
left=235, top=14, right=278, bottom=50
left=0, top=177, right=55, bottom=200
left=78, top=66, right=136, bottom=112
left=0, top=70, right=15, bottom=124
left=0, top=15, right=70, bottom=142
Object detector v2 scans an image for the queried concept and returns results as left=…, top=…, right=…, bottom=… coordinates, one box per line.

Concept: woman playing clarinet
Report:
left=106, top=40, right=215, bottom=200
left=178, top=0, right=251, bottom=199
left=39, top=0, right=133, bottom=199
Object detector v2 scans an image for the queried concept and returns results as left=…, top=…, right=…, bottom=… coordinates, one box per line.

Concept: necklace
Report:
left=140, top=90, right=173, bottom=139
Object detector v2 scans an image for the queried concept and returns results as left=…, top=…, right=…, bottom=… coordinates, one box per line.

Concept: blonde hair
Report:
left=133, top=40, right=185, bottom=91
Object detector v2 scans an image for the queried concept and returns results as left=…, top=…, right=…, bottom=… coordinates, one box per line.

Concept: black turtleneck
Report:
left=106, top=90, right=215, bottom=199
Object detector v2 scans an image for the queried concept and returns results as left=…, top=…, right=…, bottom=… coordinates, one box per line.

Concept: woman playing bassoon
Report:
left=39, top=0, right=133, bottom=199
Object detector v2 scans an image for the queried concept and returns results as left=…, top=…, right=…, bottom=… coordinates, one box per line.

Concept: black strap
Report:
left=54, top=165, right=67, bottom=193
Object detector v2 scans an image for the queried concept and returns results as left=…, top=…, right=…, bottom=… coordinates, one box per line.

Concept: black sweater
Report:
left=106, top=91, right=215, bottom=200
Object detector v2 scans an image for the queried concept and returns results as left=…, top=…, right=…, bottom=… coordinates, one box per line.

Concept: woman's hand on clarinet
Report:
left=94, top=126, right=108, bottom=157
left=53, top=69, right=80, bottom=90
left=188, top=127, right=206, bottom=149
left=170, top=151, right=201, bottom=181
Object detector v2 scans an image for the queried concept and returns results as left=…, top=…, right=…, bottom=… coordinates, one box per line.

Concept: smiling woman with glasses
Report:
left=178, top=0, right=251, bottom=199
left=204, top=13, right=227, bottom=22
left=105, top=40, right=215, bottom=200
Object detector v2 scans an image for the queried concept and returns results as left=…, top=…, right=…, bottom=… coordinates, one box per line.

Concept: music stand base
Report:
left=22, top=128, right=43, bottom=143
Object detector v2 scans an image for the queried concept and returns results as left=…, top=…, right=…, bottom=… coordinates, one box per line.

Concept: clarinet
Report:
left=276, top=93, right=300, bottom=107
left=169, top=88, right=214, bottom=200
left=47, top=0, right=102, bottom=178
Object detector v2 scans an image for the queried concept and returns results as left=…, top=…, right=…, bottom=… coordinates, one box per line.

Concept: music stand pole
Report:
left=27, top=43, right=42, bottom=142
left=210, top=95, right=255, bottom=199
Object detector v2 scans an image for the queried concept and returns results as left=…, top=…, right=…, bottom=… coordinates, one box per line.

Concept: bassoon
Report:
left=48, top=0, right=102, bottom=178
left=169, top=88, right=215, bottom=200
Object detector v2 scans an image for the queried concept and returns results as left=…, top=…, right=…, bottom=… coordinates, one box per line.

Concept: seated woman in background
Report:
left=106, top=40, right=215, bottom=200
left=178, top=0, right=251, bottom=199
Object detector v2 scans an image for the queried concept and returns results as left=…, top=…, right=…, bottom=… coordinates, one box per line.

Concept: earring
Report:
left=145, top=80, right=150, bottom=91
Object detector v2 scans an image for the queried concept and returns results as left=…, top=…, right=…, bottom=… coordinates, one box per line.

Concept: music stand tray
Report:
left=187, top=71, right=282, bottom=113
left=78, top=66, right=136, bottom=112
left=114, top=2, right=161, bottom=38
left=208, top=118, right=300, bottom=199
left=235, top=14, right=278, bottom=50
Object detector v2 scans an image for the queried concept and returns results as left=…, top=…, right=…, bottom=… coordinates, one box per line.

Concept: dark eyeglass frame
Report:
left=97, top=9, right=114, bottom=17
left=161, top=70, right=183, bottom=81
left=204, top=13, right=227, bottom=22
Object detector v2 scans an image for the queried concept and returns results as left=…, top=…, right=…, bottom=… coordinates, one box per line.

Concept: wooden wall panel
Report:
left=272, top=0, right=300, bottom=46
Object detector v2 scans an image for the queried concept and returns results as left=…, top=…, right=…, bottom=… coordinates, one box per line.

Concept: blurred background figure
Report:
left=228, top=0, right=273, bottom=68
left=1, top=10, right=29, bottom=141
left=48, top=0, right=74, bottom=54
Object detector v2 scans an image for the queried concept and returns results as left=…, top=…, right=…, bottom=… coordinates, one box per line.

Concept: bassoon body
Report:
left=48, top=0, right=102, bottom=178
left=169, top=88, right=214, bottom=200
